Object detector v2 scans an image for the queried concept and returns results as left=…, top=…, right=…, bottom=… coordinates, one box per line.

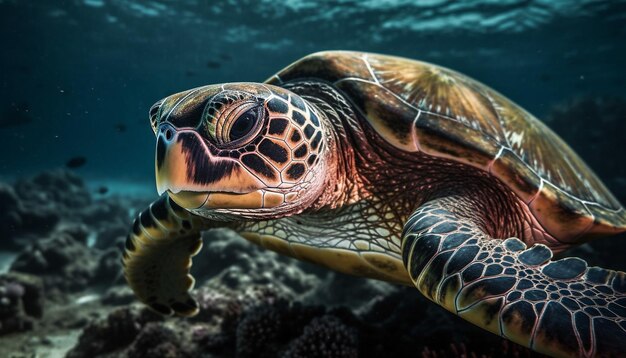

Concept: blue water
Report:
left=1, top=0, right=625, bottom=191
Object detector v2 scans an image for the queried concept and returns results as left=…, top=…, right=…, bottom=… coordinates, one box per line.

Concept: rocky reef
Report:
left=0, top=272, right=43, bottom=335
left=0, top=168, right=543, bottom=357
left=65, top=281, right=538, bottom=358
left=0, top=169, right=145, bottom=251
left=0, top=95, right=625, bottom=357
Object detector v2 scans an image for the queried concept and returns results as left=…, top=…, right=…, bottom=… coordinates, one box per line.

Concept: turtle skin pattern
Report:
left=403, top=195, right=626, bottom=357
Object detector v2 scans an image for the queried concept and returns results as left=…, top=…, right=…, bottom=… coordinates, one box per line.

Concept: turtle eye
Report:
left=212, top=102, right=264, bottom=147
left=229, top=107, right=258, bottom=141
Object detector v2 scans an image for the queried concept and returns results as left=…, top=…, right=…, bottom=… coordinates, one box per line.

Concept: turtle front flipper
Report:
left=123, top=195, right=216, bottom=316
left=402, top=196, right=626, bottom=357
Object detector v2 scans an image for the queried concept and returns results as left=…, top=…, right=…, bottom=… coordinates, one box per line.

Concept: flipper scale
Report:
left=403, top=196, right=626, bottom=357
left=123, top=195, right=213, bottom=317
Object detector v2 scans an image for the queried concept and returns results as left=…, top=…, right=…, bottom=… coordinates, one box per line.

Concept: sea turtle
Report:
left=123, top=51, right=626, bottom=357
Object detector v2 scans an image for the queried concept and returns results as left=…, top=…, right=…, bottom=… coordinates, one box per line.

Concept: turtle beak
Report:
left=154, top=124, right=265, bottom=209
left=154, top=125, right=209, bottom=208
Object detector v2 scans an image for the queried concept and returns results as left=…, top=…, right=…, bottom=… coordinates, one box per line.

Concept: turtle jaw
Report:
left=155, top=126, right=289, bottom=211
left=166, top=190, right=209, bottom=209
left=167, top=189, right=288, bottom=211
left=155, top=126, right=276, bottom=212
left=156, top=126, right=264, bottom=189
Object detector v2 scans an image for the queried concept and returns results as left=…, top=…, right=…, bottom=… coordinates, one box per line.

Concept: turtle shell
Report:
left=266, top=51, right=626, bottom=244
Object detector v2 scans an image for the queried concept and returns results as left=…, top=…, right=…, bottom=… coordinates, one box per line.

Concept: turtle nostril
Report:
left=164, top=129, right=173, bottom=140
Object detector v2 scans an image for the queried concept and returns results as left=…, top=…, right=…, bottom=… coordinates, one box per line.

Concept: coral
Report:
left=233, top=301, right=330, bottom=357
left=66, top=307, right=162, bottom=358
left=57, top=228, right=543, bottom=358
left=0, top=169, right=144, bottom=251
left=193, top=284, right=283, bottom=331
left=420, top=339, right=537, bottom=358
left=235, top=305, right=282, bottom=357
left=13, top=169, right=91, bottom=210
left=0, top=272, right=43, bottom=335
left=278, top=302, right=327, bottom=340
left=127, top=322, right=190, bottom=358
left=9, top=222, right=123, bottom=295
left=303, top=271, right=397, bottom=313
left=187, top=285, right=286, bottom=356
left=283, top=315, right=358, bottom=358
left=193, top=230, right=321, bottom=297
left=191, top=323, right=232, bottom=354
left=10, top=226, right=99, bottom=294
left=0, top=182, right=59, bottom=249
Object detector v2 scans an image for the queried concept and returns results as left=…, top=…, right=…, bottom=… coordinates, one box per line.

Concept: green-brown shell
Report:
left=266, top=51, right=626, bottom=244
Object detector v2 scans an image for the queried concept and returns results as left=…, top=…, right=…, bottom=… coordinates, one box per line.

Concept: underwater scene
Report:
left=1, top=0, right=626, bottom=357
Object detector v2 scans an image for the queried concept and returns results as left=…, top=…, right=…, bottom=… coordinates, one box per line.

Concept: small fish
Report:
left=97, top=186, right=109, bottom=195
left=206, top=60, right=221, bottom=69
left=185, top=70, right=196, bottom=77
left=66, top=156, right=87, bottom=168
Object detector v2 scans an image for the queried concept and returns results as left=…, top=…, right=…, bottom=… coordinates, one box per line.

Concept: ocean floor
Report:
left=0, top=169, right=543, bottom=358
left=1, top=167, right=625, bottom=358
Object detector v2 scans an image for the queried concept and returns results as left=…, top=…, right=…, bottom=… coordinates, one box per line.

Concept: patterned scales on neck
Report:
left=237, top=81, right=528, bottom=284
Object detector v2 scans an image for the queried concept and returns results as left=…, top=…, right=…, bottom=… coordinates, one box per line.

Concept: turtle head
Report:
left=151, top=83, right=329, bottom=219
